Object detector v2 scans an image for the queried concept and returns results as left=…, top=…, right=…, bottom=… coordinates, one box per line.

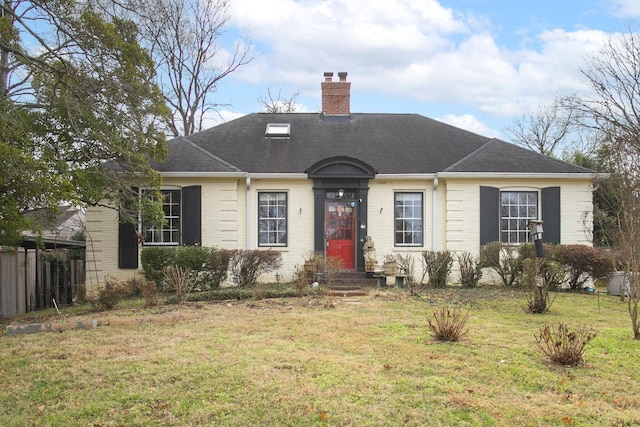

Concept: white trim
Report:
left=246, top=173, right=309, bottom=180
left=375, top=174, right=436, bottom=180
left=161, top=172, right=247, bottom=178
left=437, top=172, right=595, bottom=180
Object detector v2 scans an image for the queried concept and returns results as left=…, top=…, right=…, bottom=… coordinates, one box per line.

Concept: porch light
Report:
left=337, top=189, right=344, bottom=199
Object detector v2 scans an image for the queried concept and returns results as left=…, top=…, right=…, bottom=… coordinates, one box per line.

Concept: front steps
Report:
left=324, top=271, right=377, bottom=297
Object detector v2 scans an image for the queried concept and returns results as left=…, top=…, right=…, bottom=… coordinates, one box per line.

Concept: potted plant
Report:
left=383, top=254, right=398, bottom=276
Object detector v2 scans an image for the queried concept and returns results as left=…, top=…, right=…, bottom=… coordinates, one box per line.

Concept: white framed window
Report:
left=258, top=192, right=287, bottom=246
left=394, top=192, right=423, bottom=246
left=143, top=189, right=181, bottom=245
left=500, top=190, right=538, bottom=244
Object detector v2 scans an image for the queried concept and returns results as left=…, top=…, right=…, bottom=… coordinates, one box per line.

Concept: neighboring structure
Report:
left=26, top=205, right=86, bottom=241
left=86, top=72, right=594, bottom=291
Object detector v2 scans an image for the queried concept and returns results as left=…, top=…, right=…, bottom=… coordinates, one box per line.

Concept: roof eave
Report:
left=160, top=172, right=247, bottom=178
left=437, top=172, right=597, bottom=180
left=373, top=173, right=436, bottom=180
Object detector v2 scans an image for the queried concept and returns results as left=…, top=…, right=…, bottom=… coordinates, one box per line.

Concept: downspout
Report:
left=246, top=175, right=251, bottom=250
left=432, top=176, right=438, bottom=251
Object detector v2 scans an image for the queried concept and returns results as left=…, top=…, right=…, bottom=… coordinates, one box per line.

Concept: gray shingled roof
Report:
left=153, top=113, right=592, bottom=175
left=150, top=137, right=242, bottom=173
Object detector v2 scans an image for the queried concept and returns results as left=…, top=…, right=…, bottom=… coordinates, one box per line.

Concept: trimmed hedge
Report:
left=141, top=246, right=230, bottom=290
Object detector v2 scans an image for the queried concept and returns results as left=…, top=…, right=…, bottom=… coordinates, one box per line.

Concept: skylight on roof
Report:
left=265, top=123, right=290, bottom=138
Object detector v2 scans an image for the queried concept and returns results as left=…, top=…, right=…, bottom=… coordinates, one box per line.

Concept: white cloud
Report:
left=222, top=0, right=623, bottom=124
left=200, top=110, right=246, bottom=129
left=438, top=114, right=500, bottom=138
left=611, top=0, right=640, bottom=17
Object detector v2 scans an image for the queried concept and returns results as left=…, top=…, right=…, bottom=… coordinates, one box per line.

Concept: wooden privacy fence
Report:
left=0, top=251, right=85, bottom=318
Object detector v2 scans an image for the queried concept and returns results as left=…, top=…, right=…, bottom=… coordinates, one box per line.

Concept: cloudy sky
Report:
left=211, top=0, right=639, bottom=140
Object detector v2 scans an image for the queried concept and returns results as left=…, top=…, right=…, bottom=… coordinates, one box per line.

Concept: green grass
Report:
left=1, top=286, right=639, bottom=426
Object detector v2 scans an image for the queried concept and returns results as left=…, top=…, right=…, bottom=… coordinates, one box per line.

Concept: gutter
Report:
left=159, top=172, right=246, bottom=178
left=436, top=172, right=597, bottom=180
left=432, top=176, right=438, bottom=251
left=246, top=175, right=251, bottom=250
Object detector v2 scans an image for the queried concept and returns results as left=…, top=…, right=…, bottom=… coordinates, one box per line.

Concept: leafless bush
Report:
left=140, top=280, right=159, bottom=307
left=480, top=242, right=525, bottom=287
left=422, top=250, right=453, bottom=288
left=91, top=276, right=127, bottom=311
left=163, top=265, right=196, bottom=304
left=292, top=264, right=309, bottom=297
left=523, top=259, right=562, bottom=314
left=535, top=323, right=597, bottom=366
left=316, top=255, right=343, bottom=308
left=228, top=249, right=282, bottom=287
left=458, top=252, right=482, bottom=288
left=426, top=306, right=470, bottom=342
left=394, top=253, right=423, bottom=295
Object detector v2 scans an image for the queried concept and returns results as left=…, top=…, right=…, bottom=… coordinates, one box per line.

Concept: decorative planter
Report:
left=383, top=261, right=398, bottom=276
left=365, top=260, right=377, bottom=272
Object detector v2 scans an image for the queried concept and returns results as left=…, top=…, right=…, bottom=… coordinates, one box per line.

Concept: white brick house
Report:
left=85, top=72, right=594, bottom=291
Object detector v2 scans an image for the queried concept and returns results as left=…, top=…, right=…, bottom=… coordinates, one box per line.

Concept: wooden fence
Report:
left=0, top=251, right=85, bottom=318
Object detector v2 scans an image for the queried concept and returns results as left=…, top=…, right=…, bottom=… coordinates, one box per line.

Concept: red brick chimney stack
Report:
left=321, top=71, right=350, bottom=115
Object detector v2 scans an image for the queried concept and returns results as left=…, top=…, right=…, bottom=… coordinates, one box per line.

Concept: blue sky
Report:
left=209, top=0, right=639, bottom=140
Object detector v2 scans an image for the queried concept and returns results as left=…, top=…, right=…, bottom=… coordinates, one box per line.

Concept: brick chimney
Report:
left=321, top=72, right=350, bottom=115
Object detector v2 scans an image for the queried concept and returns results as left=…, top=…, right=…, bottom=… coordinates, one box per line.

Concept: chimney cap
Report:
left=338, top=72, right=348, bottom=81
left=323, top=72, right=334, bottom=82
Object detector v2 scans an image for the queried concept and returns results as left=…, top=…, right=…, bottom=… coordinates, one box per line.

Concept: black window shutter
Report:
left=118, top=222, right=139, bottom=269
left=480, top=186, right=500, bottom=245
left=182, top=185, right=202, bottom=245
left=541, top=186, right=561, bottom=244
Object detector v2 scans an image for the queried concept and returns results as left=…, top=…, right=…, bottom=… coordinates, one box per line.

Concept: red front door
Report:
left=325, top=200, right=355, bottom=269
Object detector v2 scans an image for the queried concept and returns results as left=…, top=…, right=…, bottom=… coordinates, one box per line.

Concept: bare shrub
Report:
left=458, top=252, right=483, bottom=288
left=480, top=242, right=526, bottom=287
left=292, top=264, right=309, bottom=297
left=228, top=249, right=282, bottom=288
left=394, top=253, right=424, bottom=295
left=91, top=276, right=126, bottom=310
left=426, top=306, right=470, bottom=342
left=316, top=255, right=343, bottom=308
left=163, top=266, right=196, bottom=304
left=535, top=323, right=597, bottom=366
left=121, top=277, right=144, bottom=297
left=422, top=250, right=453, bottom=288
left=523, top=258, right=562, bottom=314
left=140, top=280, right=159, bottom=307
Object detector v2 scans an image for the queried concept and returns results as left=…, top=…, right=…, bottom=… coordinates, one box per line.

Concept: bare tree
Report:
left=503, top=101, right=576, bottom=156
left=567, top=28, right=640, bottom=339
left=134, top=0, right=252, bottom=136
left=258, top=85, right=299, bottom=113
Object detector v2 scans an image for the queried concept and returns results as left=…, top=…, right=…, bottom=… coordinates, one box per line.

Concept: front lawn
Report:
left=1, top=287, right=638, bottom=426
